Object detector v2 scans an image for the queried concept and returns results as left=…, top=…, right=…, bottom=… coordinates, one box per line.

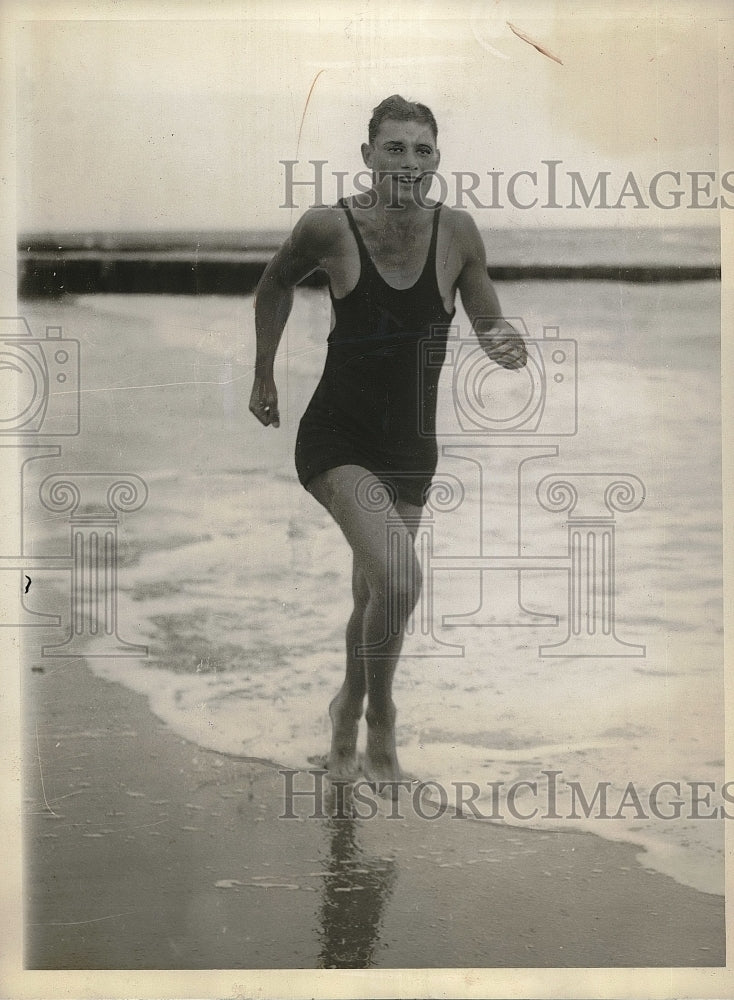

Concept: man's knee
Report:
left=352, top=566, right=371, bottom=604
left=404, top=556, right=423, bottom=607
left=382, top=552, right=422, bottom=615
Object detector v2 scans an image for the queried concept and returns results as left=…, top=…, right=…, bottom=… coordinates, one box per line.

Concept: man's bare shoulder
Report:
left=440, top=206, right=485, bottom=257
left=291, top=204, right=349, bottom=257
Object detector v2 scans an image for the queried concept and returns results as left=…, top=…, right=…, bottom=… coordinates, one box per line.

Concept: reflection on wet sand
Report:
left=316, top=786, right=397, bottom=969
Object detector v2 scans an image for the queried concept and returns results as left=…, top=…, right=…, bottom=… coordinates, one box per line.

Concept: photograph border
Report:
left=1, top=1, right=732, bottom=997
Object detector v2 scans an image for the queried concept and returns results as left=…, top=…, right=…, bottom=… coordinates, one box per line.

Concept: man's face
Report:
left=362, top=118, right=440, bottom=206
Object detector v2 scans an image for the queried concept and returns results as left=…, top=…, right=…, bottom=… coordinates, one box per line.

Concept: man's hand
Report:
left=249, top=373, right=280, bottom=427
left=477, top=322, right=528, bottom=370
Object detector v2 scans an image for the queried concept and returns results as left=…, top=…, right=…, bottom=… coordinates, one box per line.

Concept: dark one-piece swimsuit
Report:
left=295, top=198, right=456, bottom=508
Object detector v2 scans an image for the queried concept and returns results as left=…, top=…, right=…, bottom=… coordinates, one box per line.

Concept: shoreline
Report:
left=17, top=255, right=721, bottom=298
left=24, top=656, right=725, bottom=970
left=17, top=224, right=721, bottom=296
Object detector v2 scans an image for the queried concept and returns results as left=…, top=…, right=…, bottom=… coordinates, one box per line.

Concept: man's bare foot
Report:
left=363, top=706, right=404, bottom=790
left=327, top=692, right=362, bottom=781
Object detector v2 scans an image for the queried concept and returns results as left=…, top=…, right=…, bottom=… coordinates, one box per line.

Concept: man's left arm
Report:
left=456, top=213, right=527, bottom=370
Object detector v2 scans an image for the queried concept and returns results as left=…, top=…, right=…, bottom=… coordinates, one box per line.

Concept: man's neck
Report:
left=360, top=189, right=432, bottom=231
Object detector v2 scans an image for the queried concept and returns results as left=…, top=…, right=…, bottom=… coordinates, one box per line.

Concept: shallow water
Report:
left=19, top=279, right=723, bottom=894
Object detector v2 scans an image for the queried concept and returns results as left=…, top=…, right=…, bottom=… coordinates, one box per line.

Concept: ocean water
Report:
left=19, top=265, right=723, bottom=894
left=21, top=223, right=721, bottom=267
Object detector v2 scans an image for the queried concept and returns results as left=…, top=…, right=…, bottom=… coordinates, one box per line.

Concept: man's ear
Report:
left=361, top=142, right=373, bottom=168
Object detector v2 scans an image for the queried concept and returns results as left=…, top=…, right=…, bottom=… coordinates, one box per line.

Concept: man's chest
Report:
left=324, top=215, right=462, bottom=312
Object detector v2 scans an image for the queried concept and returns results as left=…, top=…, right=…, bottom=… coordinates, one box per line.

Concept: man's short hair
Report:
left=368, top=95, right=438, bottom=145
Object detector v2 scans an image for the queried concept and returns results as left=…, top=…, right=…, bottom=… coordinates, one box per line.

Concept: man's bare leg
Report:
left=307, top=465, right=421, bottom=784
left=361, top=516, right=421, bottom=783
left=327, top=563, right=369, bottom=779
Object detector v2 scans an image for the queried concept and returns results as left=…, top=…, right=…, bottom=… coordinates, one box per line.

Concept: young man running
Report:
left=250, top=95, right=526, bottom=786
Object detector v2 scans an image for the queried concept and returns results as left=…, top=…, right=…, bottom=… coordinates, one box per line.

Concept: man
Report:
left=250, top=95, right=526, bottom=788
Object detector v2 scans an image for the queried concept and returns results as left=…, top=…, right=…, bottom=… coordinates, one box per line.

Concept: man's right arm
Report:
left=455, top=211, right=527, bottom=371
left=250, top=209, right=333, bottom=427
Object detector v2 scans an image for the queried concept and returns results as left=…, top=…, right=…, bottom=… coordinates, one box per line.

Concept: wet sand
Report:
left=24, top=657, right=725, bottom=969
left=17, top=288, right=725, bottom=895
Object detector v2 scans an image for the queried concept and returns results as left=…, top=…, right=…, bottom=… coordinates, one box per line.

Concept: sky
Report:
left=12, top=0, right=730, bottom=232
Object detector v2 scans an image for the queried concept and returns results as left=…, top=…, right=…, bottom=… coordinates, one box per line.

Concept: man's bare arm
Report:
left=455, top=213, right=527, bottom=370
left=250, top=210, right=332, bottom=427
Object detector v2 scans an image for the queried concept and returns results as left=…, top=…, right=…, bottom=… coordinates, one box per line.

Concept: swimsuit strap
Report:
left=430, top=202, right=443, bottom=243
left=425, top=202, right=443, bottom=283
left=339, top=198, right=372, bottom=271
